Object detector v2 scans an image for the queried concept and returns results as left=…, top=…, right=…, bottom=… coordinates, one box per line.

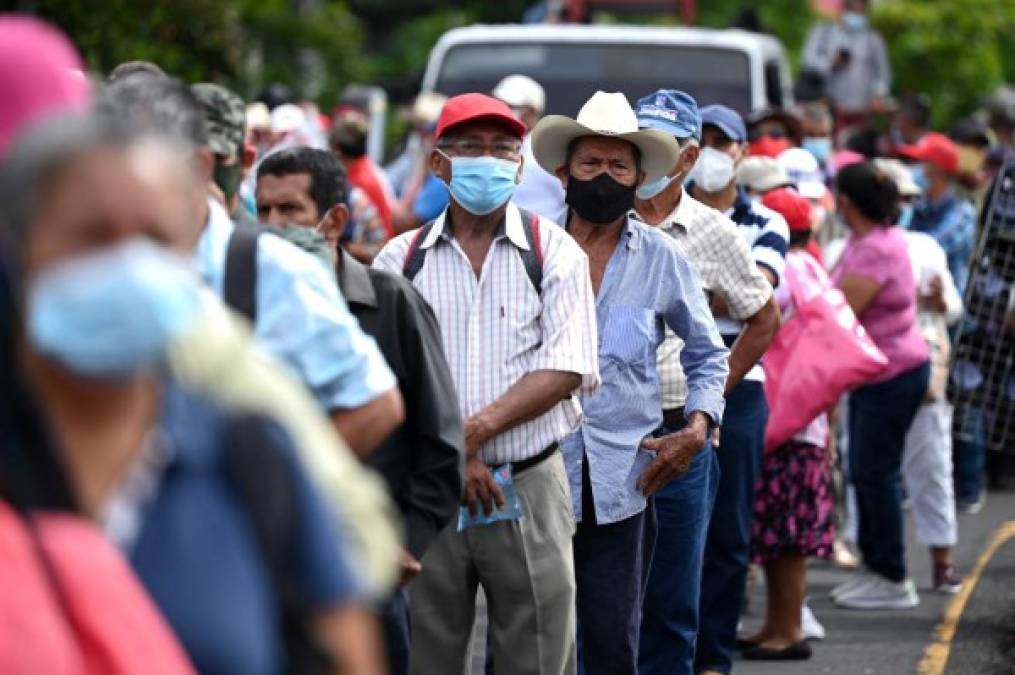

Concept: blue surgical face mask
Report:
left=910, top=164, right=928, bottom=193
left=896, top=202, right=914, bottom=229
left=27, top=238, right=202, bottom=379
left=842, top=10, right=868, bottom=31
left=438, top=151, right=519, bottom=215
left=802, top=137, right=832, bottom=165
left=636, top=174, right=677, bottom=201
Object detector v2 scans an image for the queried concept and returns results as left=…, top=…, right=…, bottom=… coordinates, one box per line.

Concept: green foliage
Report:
left=873, top=0, right=1015, bottom=128
left=21, top=0, right=365, bottom=105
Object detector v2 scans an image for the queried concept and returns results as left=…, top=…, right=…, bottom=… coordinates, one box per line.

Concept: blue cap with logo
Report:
left=700, top=105, right=747, bottom=144
left=635, top=89, right=702, bottom=141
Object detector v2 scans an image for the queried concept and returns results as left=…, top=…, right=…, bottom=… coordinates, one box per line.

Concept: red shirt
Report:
left=347, top=156, right=394, bottom=237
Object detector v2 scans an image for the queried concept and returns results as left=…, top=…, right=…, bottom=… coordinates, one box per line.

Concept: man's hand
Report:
left=919, top=275, right=947, bottom=314
left=462, top=457, right=505, bottom=516
left=637, top=416, right=709, bottom=496
left=399, top=549, right=423, bottom=586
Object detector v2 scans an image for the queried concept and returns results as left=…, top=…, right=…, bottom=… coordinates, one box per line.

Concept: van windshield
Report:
left=434, top=42, right=752, bottom=116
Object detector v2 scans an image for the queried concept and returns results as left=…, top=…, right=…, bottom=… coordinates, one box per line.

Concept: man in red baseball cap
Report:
left=899, top=132, right=977, bottom=298
left=373, top=93, right=600, bottom=674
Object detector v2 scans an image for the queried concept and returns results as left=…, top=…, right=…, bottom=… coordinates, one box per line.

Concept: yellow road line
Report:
left=917, top=520, right=1015, bottom=675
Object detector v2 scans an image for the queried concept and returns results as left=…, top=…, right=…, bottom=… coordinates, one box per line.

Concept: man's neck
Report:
left=448, top=201, right=506, bottom=241
left=927, top=180, right=951, bottom=204
left=690, top=182, right=737, bottom=212
left=636, top=183, right=683, bottom=227
left=568, top=212, right=626, bottom=249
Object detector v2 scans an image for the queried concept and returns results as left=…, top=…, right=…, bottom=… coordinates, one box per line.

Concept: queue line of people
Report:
left=3, top=12, right=1011, bottom=675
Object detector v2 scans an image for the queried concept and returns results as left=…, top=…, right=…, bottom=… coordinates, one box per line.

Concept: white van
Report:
left=420, top=24, right=793, bottom=118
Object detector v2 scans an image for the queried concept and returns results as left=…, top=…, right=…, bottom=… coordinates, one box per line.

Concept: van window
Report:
left=435, top=42, right=752, bottom=116
left=764, top=59, right=784, bottom=108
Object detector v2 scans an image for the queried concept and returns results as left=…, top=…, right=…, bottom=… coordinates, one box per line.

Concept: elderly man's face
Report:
left=563, top=136, right=642, bottom=187
left=22, top=142, right=198, bottom=282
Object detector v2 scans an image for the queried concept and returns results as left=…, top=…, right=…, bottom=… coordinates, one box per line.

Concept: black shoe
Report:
left=735, top=637, right=761, bottom=650
left=742, top=641, right=813, bottom=661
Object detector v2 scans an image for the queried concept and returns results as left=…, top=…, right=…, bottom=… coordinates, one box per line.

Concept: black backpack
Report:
left=223, top=225, right=261, bottom=321
left=402, top=207, right=545, bottom=295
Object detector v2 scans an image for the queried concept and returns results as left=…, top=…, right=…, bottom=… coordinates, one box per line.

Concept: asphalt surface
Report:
left=466, top=486, right=1015, bottom=675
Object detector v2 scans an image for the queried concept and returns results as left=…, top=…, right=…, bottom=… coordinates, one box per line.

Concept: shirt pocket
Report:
left=599, top=305, right=656, bottom=367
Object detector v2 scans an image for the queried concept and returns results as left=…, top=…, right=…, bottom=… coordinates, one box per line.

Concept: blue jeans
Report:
left=953, top=405, right=986, bottom=504
left=576, top=459, right=657, bottom=675
left=639, top=445, right=720, bottom=675
left=695, top=380, right=767, bottom=675
left=849, top=362, right=931, bottom=582
left=380, top=587, right=410, bottom=675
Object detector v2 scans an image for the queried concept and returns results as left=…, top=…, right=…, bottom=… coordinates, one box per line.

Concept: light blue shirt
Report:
left=561, top=216, right=729, bottom=525
left=195, top=200, right=396, bottom=411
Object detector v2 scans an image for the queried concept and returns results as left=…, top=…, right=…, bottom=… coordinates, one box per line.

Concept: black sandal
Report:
left=741, top=641, right=813, bottom=661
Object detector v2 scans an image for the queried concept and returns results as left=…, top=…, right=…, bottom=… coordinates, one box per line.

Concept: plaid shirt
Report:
left=374, top=202, right=600, bottom=465
left=910, top=191, right=977, bottom=297
left=652, top=190, right=772, bottom=409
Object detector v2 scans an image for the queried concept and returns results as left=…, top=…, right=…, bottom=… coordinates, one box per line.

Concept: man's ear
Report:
left=322, top=203, right=349, bottom=243
left=194, top=147, right=215, bottom=184
left=554, top=165, right=569, bottom=188
left=516, top=153, right=525, bottom=183
left=429, top=149, right=450, bottom=182
left=681, top=144, right=700, bottom=175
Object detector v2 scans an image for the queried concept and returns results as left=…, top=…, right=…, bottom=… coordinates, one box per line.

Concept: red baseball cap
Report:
left=762, top=187, right=813, bottom=233
left=434, top=93, right=526, bottom=142
left=898, top=132, right=959, bottom=175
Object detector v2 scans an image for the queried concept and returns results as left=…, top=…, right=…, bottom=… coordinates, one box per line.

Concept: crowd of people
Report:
left=2, top=7, right=1014, bottom=675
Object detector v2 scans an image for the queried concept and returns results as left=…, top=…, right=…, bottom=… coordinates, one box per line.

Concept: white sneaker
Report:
left=829, top=571, right=875, bottom=600
left=834, top=576, right=919, bottom=610
left=801, top=601, right=825, bottom=641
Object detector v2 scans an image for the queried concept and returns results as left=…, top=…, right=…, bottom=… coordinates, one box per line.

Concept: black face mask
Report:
left=565, top=172, right=636, bottom=224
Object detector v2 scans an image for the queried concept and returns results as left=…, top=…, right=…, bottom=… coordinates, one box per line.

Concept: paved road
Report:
left=467, top=487, right=1015, bottom=675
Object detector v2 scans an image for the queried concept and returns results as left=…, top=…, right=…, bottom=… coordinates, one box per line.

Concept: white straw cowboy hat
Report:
left=531, top=91, right=681, bottom=184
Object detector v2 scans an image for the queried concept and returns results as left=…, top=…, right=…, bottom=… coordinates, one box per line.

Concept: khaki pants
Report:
left=409, top=452, right=577, bottom=675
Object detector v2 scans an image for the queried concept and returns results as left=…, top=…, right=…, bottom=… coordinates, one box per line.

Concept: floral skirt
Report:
left=750, top=440, right=836, bottom=565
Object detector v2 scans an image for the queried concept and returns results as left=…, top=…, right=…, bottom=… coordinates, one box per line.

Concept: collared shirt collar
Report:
left=336, top=249, right=378, bottom=309
left=661, top=186, right=694, bottom=233
left=726, top=185, right=753, bottom=223
left=420, top=202, right=531, bottom=251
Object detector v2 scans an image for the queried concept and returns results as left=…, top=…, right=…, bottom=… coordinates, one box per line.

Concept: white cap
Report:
left=777, top=147, right=828, bottom=200
left=736, top=156, right=793, bottom=193
left=874, top=158, right=922, bottom=198
left=270, top=103, right=305, bottom=134
left=246, top=102, right=270, bottom=131
left=493, top=74, right=546, bottom=113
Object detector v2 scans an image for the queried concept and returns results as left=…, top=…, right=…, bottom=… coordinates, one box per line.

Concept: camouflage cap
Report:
left=191, top=82, right=245, bottom=156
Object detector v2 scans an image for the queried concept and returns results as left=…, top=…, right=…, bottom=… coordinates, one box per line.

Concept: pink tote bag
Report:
left=763, top=270, right=889, bottom=451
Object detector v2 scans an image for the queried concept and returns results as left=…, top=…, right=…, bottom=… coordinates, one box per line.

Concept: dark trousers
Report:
left=694, top=380, right=767, bottom=675
left=380, top=587, right=411, bottom=675
left=849, top=362, right=930, bottom=582
left=953, top=405, right=986, bottom=504
left=639, top=444, right=720, bottom=675
left=575, top=459, right=657, bottom=675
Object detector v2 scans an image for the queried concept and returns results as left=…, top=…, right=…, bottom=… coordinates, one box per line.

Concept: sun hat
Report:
left=434, top=93, right=526, bottom=142
left=270, top=103, right=305, bottom=135
left=736, top=155, right=793, bottom=193
left=897, top=132, right=960, bottom=175
left=873, top=158, right=922, bottom=198
left=762, top=187, right=813, bottom=232
left=531, top=90, right=682, bottom=184
left=635, top=89, right=702, bottom=141
left=700, top=104, right=747, bottom=143
left=493, top=74, right=545, bottom=113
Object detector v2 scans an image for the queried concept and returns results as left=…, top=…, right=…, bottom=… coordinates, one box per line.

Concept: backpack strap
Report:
left=402, top=219, right=439, bottom=283
left=223, top=225, right=261, bottom=322
left=517, top=207, right=544, bottom=296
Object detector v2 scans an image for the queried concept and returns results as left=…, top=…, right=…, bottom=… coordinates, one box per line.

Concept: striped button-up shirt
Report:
left=374, top=202, right=600, bottom=465
left=561, top=215, right=729, bottom=525
left=652, top=190, right=773, bottom=409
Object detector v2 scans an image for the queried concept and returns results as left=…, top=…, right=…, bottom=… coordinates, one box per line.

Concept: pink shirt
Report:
left=831, top=226, right=929, bottom=382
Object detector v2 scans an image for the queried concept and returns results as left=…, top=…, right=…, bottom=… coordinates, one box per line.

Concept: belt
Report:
left=662, top=407, right=687, bottom=431
left=511, top=443, right=559, bottom=475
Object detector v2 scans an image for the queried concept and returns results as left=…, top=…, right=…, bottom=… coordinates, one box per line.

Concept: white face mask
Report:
left=689, top=147, right=735, bottom=193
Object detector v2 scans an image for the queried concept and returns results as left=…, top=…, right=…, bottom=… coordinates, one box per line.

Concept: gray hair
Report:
left=95, top=74, right=209, bottom=150
left=0, top=114, right=136, bottom=245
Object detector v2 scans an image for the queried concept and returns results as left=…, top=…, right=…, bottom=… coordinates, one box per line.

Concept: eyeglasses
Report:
left=437, top=139, right=522, bottom=160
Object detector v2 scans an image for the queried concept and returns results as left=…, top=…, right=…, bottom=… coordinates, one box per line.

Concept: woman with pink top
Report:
left=828, top=162, right=931, bottom=610
left=740, top=188, right=836, bottom=662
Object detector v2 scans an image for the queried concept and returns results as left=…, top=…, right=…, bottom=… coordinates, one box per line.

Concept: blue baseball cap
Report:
left=635, top=89, right=701, bottom=141
left=700, top=105, right=747, bottom=144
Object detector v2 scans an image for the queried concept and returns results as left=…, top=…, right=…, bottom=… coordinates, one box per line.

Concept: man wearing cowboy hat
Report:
left=375, top=92, right=600, bottom=675
left=531, top=91, right=729, bottom=674
left=632, top=90, right=779, bottom=675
